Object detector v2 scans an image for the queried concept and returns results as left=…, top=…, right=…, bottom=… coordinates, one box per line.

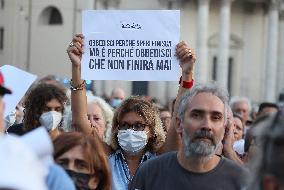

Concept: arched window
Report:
left=38, top=6, right=63, bottom=25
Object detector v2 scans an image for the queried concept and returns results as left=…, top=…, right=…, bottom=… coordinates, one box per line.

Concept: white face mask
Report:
left=4, top=110, right=16, bottom=128
left=117, top=129, right=148, bottom=154
left=39, top=111, right=62, bottom=132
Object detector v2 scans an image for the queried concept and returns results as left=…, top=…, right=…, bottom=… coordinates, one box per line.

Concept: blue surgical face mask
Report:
left=110, top=98, right=122, bottom=108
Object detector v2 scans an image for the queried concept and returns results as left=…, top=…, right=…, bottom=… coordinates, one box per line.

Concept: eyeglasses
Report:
left=118, top=122, right=147, bottom=131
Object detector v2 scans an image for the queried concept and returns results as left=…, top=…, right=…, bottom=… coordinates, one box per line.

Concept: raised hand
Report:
left=67, top=34, right=84, bottom=67
left=223, top=118, right=235, bottom=151
left=175, top=41, right=196, bottom=77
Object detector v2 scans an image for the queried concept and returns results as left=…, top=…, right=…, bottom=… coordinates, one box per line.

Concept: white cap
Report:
left=0, top=134, right=48, bottom=190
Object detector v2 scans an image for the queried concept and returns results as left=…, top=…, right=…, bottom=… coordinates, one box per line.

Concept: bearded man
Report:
left=129, top=83, right=249, bottom=190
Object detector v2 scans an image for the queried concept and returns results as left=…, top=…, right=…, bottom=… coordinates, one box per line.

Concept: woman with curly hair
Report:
left=7, top=83, right=67, bottom=139
left=54, top=132, right=111, bottom=190
left=67, top=34, right=196, bottom=189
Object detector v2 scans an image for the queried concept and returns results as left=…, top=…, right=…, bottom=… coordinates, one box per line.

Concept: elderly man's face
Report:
left=111, top=89, right=125, bottom=101
left=232, top=101, right=249, bottom=124
left=180, top=92, right=225, bottom=158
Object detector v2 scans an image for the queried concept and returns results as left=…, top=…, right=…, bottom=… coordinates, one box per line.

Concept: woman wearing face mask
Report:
left=108, top=96, right=165, bottom=189
left=7, top=83, right=67, bottom=139
left=67, top=34, right=196, bottom=189
left=54, top=132, right=111, bottom=190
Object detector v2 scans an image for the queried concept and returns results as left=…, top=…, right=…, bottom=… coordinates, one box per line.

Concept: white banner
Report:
left=0, top=65, right=37, bottom=117
left=82, top=10, right=180, bottom=81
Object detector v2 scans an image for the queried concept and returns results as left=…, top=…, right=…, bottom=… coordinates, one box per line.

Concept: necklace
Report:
left=119, top=154, right=131, bottom=182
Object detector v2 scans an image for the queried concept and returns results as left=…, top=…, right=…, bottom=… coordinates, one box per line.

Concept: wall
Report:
left=1, top=0, right=282, bottom=105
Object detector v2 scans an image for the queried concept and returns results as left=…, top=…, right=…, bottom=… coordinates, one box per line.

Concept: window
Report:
left=0, top=0, right=4, bottom=9
left=212, top=56, right=217, bottom=81
left=228, top=57, right=234, bottom=95
left=38, top=6, right=63, bottom=25
left=167, top=1, right=173, bottom=9
left=0, top=28, right=4, bottom=50
left=132, top=81, right=148, bottom=95
left=49, top=8, right=63, bottom=25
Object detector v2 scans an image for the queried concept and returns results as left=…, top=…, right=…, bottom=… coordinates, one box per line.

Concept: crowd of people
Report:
left=0, top=33, right=283, bottom=190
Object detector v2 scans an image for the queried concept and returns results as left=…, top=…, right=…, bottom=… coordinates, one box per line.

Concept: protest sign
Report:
left=82, top=10, right=180, bottom=81
left=0, top=65, right=37, bottom=117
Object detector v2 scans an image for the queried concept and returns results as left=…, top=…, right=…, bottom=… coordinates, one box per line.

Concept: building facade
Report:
left=0, top=0, right=284, bottom=105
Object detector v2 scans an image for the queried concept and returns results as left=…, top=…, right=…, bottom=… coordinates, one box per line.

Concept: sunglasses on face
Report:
left=118, top=122, right=147, bottom=131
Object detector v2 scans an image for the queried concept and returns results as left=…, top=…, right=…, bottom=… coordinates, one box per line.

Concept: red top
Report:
left=0, top=71, right=4, bottom=86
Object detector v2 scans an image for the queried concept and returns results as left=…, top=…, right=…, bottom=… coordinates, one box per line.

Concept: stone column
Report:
left=277, top=11, right=284, bottom=97
left=195, top=0, right=210, bottom=83
left=265, top=0, right=280, bottom=101
left=216, top=0, right=233, bottom=89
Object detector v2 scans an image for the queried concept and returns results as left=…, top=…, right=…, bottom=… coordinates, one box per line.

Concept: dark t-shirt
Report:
left=129, top=152, right=249, bottom=190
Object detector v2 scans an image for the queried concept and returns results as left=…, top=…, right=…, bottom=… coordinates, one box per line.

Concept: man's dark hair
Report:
left=257, top=102, right=278, bottom=114
left=23, top=83, right=67, bottom=132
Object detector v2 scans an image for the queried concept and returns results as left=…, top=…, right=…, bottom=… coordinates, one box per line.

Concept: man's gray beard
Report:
left=182, top=128, right=220, bottom=162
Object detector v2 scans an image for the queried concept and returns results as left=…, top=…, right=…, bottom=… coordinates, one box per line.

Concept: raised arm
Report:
left=67, top=34, right=92, bottom=134
left=162, top=41, right=196, bottom=152
left=222, top=117, right=244, bottom=166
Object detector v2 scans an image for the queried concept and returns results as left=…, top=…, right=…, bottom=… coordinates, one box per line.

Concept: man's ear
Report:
left=176, top=117, right=183, bottom=135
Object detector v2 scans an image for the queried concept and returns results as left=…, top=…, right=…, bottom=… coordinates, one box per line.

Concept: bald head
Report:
left=110, top=88, right=126, bottom=108
left=230, top=97, right=251, bottom=125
